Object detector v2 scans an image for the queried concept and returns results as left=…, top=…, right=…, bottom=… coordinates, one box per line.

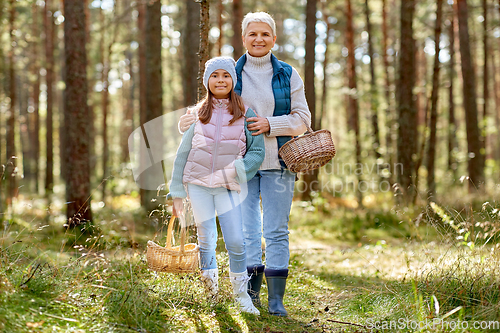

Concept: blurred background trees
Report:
left=0, top=0, right=499, bottom=221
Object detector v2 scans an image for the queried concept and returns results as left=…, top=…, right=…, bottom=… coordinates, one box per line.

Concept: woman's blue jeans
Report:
left=187, top=183, right=246, bottom=273
left=241, top=169, right=296, bottom=270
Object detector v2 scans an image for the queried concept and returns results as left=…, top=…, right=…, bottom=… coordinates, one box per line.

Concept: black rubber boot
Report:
left=247, top=265, right=265, bottom=307
left=265, top=269, right=288, bottom=316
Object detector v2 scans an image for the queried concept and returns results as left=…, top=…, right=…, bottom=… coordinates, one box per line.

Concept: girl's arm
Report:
left=235, top=108, right=265, bottom=183
left=169, top=123, right=195, bottom=198
left=266, top=68, right=312, bottom=137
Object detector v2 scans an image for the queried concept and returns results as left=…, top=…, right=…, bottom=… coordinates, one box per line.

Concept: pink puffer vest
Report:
left=183, top=99, right=247, bottom=192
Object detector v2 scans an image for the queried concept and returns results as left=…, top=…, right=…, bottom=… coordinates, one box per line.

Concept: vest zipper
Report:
left=210, top=103, right=224, bottom=187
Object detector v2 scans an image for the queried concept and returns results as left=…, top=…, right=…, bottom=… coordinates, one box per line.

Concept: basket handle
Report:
left=166, top=215, right=187, bottom=254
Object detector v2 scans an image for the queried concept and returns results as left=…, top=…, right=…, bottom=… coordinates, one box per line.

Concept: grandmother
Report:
left=179, top=12, right=311, bottom=316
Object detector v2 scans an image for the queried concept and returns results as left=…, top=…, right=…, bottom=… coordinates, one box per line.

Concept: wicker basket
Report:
left=146, top=215, right=199, bottom=273
left=278, top=124, right=336, bottom=173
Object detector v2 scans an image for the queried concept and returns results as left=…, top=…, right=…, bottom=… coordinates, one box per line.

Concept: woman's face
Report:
left=242, top=22, right=276, bottom=57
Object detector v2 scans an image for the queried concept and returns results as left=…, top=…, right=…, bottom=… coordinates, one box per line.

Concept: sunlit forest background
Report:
left=1, top=0, right=499, bottom=219
left=1, top=0, right=500, bottom=331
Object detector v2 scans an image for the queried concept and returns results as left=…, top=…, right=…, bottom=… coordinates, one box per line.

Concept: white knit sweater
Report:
left=240, top=52, right=311, bottom=170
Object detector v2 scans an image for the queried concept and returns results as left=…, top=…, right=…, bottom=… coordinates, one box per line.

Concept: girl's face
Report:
left=208, top=69, right=233, bottom=99
left=242, top=22, right=276, bottom=57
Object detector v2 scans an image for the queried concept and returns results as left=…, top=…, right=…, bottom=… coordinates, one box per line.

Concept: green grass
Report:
left=1, top=194, right=500, bottom=332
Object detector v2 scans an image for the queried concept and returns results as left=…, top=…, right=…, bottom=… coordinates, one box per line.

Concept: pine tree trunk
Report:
left=447, top=11, right=458, bottom=179
left=30, top=2, right=41, bottom=194
left=198, top=0, right=210, bottom=101
left=232, top=0, right=243, bottom=59
left=142, top=0, right=163, bottom=211
left=457, top=0, right=485, bottom=191
left=45, top=0, right=54, bottom=195
left=302, top=0, right=318, bottom=201
left=217, top=0, right=223, bottom=56
left=6, top=0, right=17, bottom=207
left=425, top=0, right=443, bottom=201
left=364, top=0, right=381, bottom=160
left=182, top=0, right=200, bottom=107
left=346, top=0, right=363, bottom=206
left=396, top=0, right=417, bottom=204
left=381, top=0, right=394, bottom=184
left=319, top=20, right=331, bottom=130
left=481, top=0, right=489, bottom=158
left=63, top=0, right=92, bottom=226
left=138, top=0, right=148, bottom=207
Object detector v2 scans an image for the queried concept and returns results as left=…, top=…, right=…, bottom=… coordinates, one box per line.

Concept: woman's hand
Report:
left=246, top=112, right=270, bottom=136
left=179, top=110, right=196, bottom=133
left=173, top=198, right=184, bottom=217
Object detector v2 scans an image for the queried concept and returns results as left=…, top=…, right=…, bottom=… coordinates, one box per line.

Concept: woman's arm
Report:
left=169, top=124, right=195, bottom=198
left=235, top=109, right=265, bottom=183
left=266, top=68, right=311, bottom=137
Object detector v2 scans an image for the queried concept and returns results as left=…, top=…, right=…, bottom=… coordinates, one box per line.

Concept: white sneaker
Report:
left=229, top=271, right=260, bottom=315
left=200, top=268, right=218, bottom=299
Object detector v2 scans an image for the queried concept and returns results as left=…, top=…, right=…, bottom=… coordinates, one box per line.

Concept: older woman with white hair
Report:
left=179, top=12, right=311, bottom=316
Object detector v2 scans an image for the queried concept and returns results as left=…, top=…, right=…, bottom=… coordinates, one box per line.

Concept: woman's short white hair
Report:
left=241, top=12, right=276, bottom=37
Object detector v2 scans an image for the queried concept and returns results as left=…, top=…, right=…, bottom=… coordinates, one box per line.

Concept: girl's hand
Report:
left=173, top=198, right=184, bottom=217
left=179, top=109, right=196, bottom=133
left=246, top=112, right=270, bottom=135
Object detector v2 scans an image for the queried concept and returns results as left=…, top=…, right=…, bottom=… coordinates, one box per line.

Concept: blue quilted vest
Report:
left=235, top=53, right=293, bottom=168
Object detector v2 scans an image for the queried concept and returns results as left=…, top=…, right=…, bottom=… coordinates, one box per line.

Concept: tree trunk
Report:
left=425, top=0, right=443, bottom=201
left=232, top=0, right=243, bottom=59
left=101, top=1, right=118, bottom=203
left=381, top=0, right=394, bottom=184
left=457, top=0, right=484, bottom=191
left=142, top=0, right=164, bottom=211
left=6, top=0, right=17, bottom=207
left=319, top=20, right=331, bottom=130
left=63, top=0, right=92, bottom=226
left=217, top=0, right=223, bottom=56
left=45, top=0, right=54, bottom=195
left=447, top=12, right=458, bottom=179
left=481, top=0, right=488, bottom=158
left=364, top=0, right=381, bottom=160
left=346, top=0, right=363, bottom=206
left=182, top=0, right=200, bottom=107
left=301, top=0, right=318, bottom=201
left=138, top=0, right=148, bottom=207
left=121, top=50, right=135, bottom=164
left=396, top=0, right=417, bottom=204
left=30, top=2, right=41, bottom=194
left=198, top=0, right=210, bottom=101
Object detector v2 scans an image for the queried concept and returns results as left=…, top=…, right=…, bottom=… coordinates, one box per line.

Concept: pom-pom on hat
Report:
left=203, top=56, right=237, bottom=90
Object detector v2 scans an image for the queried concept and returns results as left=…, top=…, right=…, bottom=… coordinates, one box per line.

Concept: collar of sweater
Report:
left=244, top=51, right=273, bottom=72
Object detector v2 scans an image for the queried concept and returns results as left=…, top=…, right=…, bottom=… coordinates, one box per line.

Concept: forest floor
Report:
left=0, top=194, right=499, bottom=332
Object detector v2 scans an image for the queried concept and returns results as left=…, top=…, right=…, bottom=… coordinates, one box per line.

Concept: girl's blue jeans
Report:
left=241, top=169, right=296, bottom=270
left=187, top=183, right=246, bottom=273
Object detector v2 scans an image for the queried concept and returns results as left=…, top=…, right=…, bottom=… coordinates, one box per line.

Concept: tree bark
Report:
left=45, top=0, right=54, bottom=195
left=447, top=12, right=458, bottom=179
left=30, top=2, right=41, bottom=193
left=481, top=0, right=488, bottom=158
left=457, top=0, right=485, bottom=191
left=142, top=0, right=164, bottom=211
left=396, top=0, right=417, bottom=204
left=217, top=0, right=223, bottom=56
left=63, top=0, right=92, bottom=226
left=198, top=0, right=210, bottom=101
left=138, top=0, right=148, bottom=207
left=425, top=0, right=443, bottom=201
left=6, top=0, right=17, bottom=207
left=346, top=0, right=363, bottom=206
left=182, top=0, right=200, bottom=107
left=232, top=0, right=243, bottom=59
left=302, top=0, right=319, bottom=201
left=364, top=0, right=381, bottom=160
left=381, top=0, right=394, bottom=184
